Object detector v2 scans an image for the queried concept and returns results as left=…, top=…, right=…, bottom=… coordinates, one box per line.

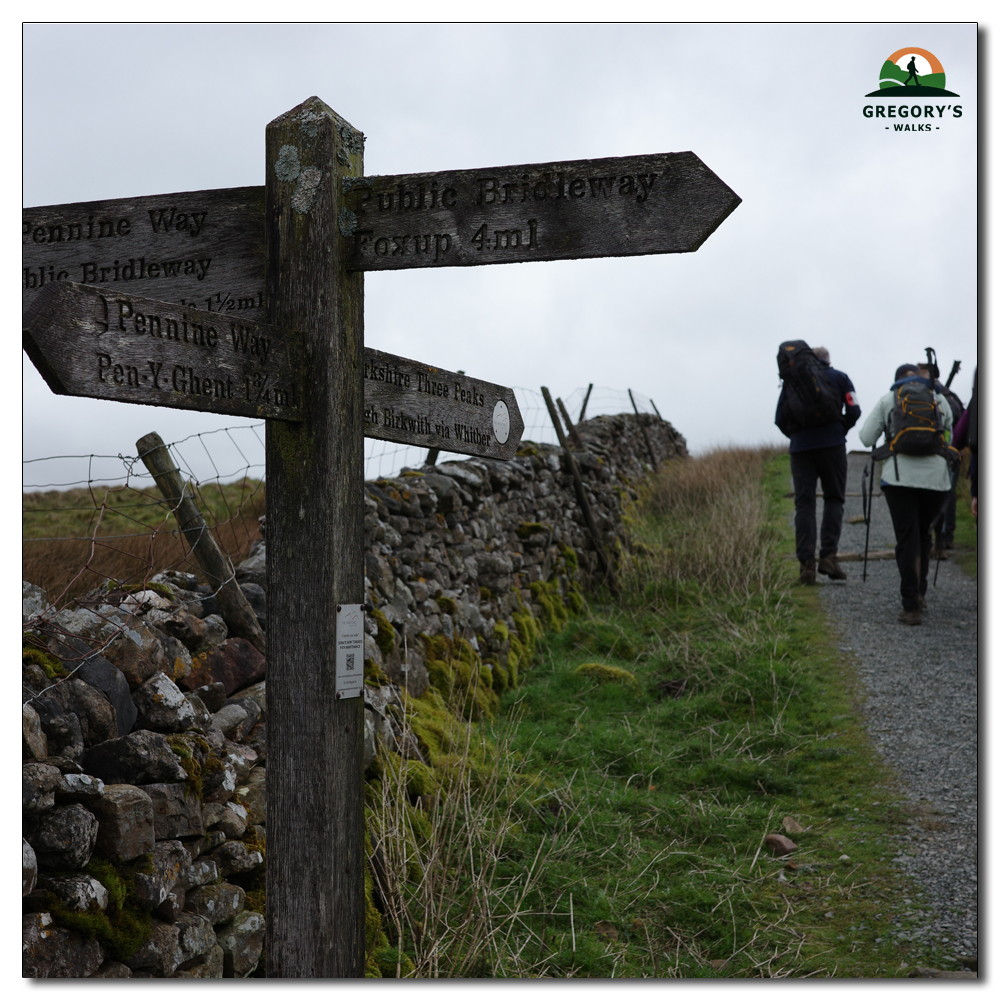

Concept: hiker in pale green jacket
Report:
left=859, top=364, right=954, bottom=626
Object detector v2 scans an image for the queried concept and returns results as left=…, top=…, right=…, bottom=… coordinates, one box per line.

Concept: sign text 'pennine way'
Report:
left=22, top=187, right=265, bottom=315
left=23, top=282, right=524, bottom=459
left=24, top=281, right=303, bottom=420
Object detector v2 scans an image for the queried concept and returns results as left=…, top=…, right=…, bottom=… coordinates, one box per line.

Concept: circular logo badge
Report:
left=493, top=400, right=510, bottom=444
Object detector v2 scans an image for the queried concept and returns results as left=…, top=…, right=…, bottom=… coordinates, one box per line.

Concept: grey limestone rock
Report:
left=38, top=874, right=109, bottom=912
left=23, top=762, right=61, bottom=813
left=22, top=703, right=48, bottom=759
left=181, top=858, right=219, bottom=890
left=213, top=801, right=248, bottom=839
left=216, top=909, right=265, bottom=977
left=125, top=917, right=184, bottom=977
left=55, top=772, right=105, bottom=803
left=32, top=803, right=99, bottom=869
left=184, top=881, right=246, bottom=925
left=132, top=671, right=196, bottom=733
left=141, top=782, right=205, bottom=839
left=23, top=912, right=104, bottom=978
left=176, top=911, right=218, bottom=965
left=173, top=943, right=224, bottom=978
left=23, top=581, right=53, bottom=622
left=133, top=840, right=191, bottom=911
left=233, top=767, right=267, bottom=826
left=90, top=784, right=155, bottom=863
left=206, top=839, right=263, bottom=878
left=23, top=839, right=37, bottom=896
left=83, top=729, right=187, bottom=785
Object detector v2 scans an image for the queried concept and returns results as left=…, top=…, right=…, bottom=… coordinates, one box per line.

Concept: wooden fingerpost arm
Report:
left=629, top=389, right=658, bottom=472
left=135, top=432, right=266, bottom=654
left=541, top=386, right=620, bottom=597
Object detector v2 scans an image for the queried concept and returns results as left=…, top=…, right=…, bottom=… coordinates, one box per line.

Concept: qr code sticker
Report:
left=346, top=653, right=355, bottom=671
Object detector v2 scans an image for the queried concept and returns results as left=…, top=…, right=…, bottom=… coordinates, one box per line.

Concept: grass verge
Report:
left=952, top=450, right=977, bottom=577
left=462, top=449, right=966, bottom=977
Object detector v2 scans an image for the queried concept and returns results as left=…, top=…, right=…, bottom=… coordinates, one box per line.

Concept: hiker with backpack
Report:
left=859, top=363, right=959, bottom=626
left=775, top=343, right=861, bottom=585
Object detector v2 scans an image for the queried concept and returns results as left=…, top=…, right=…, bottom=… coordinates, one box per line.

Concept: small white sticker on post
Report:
left=335, top=604, right=365, bottom=699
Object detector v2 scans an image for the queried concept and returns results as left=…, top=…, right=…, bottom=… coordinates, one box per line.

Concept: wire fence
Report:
left=22, top=385, right=662, bottom=611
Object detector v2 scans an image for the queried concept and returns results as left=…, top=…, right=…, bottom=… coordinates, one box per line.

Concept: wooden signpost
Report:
left=23, top=95, right=739, bottom=979
left=24, top=282, right=523, bottom=460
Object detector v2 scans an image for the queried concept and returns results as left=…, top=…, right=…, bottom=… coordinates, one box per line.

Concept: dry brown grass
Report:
left=23, top=479, right=265, bottom=607
left=626, top=447, right=784, bottom=601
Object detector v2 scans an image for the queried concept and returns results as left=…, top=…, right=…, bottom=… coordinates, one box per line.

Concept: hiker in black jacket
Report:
left=775, top=346, right=862, bottom=585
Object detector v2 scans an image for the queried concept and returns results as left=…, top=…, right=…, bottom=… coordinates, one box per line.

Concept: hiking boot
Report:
left=898, top=609, right=923, bottom=626
left=817, top=555, right=847, bottom=580
left=932, top=544, right=949, bottom=560
left=798, top=560, right=816, bottom=585
left=918, top=595, right=928, bottom=610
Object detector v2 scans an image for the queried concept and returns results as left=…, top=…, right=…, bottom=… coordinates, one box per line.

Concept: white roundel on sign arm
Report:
left=493, top=400, right=510, bottom=444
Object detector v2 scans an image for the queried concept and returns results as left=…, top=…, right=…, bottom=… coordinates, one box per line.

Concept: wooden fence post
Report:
left=264, top=97, right=366, bottom=978
left=557, top=397, right=582, bottom=448
left=541, top=386, right=620, bottom=597
left=578, top=383, right=594, bottom=423
left=135, top=431, right=266, bottom=654
left=629, top=388, right=658, bottom=472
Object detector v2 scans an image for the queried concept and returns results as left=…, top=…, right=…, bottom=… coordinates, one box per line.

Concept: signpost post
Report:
left=23, top=94, right=739, bottom=979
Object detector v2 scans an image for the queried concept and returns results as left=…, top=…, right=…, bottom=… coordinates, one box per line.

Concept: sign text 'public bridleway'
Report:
left=23, top=151, right=740, bottom=308
left=23, top=281, right=524, bottom=458
left=22, top=187, right=265, bottom=316
left=341, top=152, right=741, bottom=270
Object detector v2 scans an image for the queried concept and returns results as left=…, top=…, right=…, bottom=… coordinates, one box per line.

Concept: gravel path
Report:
left=802, top=452, right=978, bottom=966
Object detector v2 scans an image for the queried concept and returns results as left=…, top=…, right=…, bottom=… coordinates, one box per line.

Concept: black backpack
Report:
left=777, top=341, right=843, bottom=429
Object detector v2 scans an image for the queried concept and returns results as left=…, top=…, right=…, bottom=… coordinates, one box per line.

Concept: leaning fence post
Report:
left=135, top=431, right=266, bottom=653
left=557, top=396, right=582, bottom=448
left=578, top=383, right=594, bottom=423
left=629, top=388, right=658, bottom=472
left=541, top=386, right=620, bottom=597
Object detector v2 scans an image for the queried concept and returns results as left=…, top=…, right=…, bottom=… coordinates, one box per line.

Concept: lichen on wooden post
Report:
left=264, top=97, right=366, bottom=978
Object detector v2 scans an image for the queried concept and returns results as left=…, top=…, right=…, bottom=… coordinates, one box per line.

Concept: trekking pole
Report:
left=931, top=465, right=959, bottom=588
left=862, top=450, right=876, bottom=582
left=945, top=360, right=961, bottom=389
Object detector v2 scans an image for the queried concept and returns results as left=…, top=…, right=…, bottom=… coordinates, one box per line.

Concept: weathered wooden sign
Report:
left=23, top=281, right=525, bottom=456
left=342, top=152, right=740, bottom=270
left=23, top=281, right=303, bottom=420
left=22, top=186, right=265, bottom=315
left=364, top=346, right=522, bottom=459
left=22, top=151, right=739, bottom=307
left=24, top=94, right=740, bottom=980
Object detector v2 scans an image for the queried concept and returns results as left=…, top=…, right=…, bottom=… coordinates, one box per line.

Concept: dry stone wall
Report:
left=21, top=411, right=686, bottom=978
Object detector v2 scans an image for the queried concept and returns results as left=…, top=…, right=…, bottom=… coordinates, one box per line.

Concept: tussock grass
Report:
left=626, top=446, right=784, bottom=600
left=369, top=704, right=585, bottom=977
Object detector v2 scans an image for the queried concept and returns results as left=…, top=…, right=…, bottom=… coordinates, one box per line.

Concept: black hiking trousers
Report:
left=790, top=445, right=847, bottom=564
left=882, top=484, right=949, bottom=611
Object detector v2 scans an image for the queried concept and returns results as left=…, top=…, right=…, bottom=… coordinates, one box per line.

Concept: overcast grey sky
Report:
left=22, top=22, right=978, bottom=488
